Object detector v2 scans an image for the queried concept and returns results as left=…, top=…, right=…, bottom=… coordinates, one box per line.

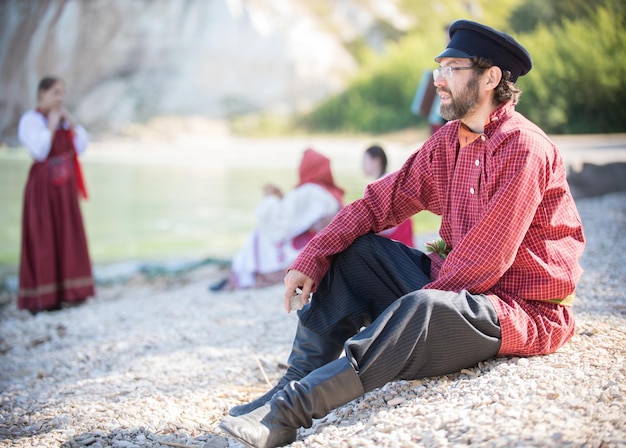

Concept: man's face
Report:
left=434, top=58, right=480, bottom=121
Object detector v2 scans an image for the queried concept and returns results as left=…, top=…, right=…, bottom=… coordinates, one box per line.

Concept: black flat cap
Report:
left=435, top=19, right=532, bottom=83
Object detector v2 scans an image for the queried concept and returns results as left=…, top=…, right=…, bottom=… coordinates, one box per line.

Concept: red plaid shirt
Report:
left=291, top=101, right=585, bottom=356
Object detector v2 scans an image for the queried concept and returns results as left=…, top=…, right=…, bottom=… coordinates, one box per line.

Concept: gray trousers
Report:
left=298, top=233, right=502, bottom=392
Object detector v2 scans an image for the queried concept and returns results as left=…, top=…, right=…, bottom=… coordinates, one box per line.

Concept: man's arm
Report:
left=288, top=145, right=438, bottom=290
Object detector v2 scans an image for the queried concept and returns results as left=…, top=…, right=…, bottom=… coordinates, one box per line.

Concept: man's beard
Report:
left=439, top=75, right=480, bottom=121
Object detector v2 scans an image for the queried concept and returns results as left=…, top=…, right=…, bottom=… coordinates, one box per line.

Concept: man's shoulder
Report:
left=493, top=112, right=553, bottom=149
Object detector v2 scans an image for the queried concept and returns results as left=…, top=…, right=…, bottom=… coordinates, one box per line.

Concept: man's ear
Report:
left=484, top=66, right=502, bottom=90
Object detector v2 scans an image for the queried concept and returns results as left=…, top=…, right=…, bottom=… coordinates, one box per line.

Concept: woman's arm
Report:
left=71, top=123, right=89, bottom=154
left=17, top=111, right=52, bottom=161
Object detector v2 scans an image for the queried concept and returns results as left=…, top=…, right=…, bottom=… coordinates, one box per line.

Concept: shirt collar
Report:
left=458, top=101, right=514, bottom=148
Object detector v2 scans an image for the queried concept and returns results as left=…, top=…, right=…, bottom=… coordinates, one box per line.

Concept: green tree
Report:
left=508, top=0, right=624, bottom=33
left=516, top=6, right=626, bottom=132
left=300, top=33, right=439, bottom=133
left=299, top=0, right=625, bottom=135
left=299, top=0, right=526, bottom=134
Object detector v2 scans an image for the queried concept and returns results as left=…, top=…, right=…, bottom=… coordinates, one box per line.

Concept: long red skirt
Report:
left=18, top=153, right=94, bottom=312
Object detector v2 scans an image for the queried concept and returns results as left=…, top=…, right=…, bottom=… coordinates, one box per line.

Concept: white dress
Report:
left=231, top=183, right=341, bottom=288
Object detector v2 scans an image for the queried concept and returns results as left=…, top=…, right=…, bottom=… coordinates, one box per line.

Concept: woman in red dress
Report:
left=17, top=76, right=94, bottom=313
left=362, top=145, right=414, bottom=247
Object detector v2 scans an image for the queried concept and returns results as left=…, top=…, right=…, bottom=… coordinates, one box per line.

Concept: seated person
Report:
left=210, top=148, right=344, bottom=291
left=362, top=144, right=414, bottom=247
left=218, top=20, right=586, bottom=448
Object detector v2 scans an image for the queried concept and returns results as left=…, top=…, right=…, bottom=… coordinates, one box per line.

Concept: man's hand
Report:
left=283, top=270, right=314, bottom=313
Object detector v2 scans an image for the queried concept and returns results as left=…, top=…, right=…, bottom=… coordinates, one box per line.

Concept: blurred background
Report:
left=1, top=0, right=625, bottom=279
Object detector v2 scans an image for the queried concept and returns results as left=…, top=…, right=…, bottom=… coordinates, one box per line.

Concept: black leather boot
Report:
left=219, top=357, right=364, bottom=448
left=228, top=322, right=343, bottom=416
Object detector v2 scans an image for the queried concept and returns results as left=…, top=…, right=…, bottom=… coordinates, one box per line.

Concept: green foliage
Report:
left=516, top=5, right=626, bottom=133
left=300, top=0, right=528, bottom=134
left=299, top=33, right=440, bottom=133
left=414, top=210, right=442, bottom=235
left=508, top=0, right=624, bottom=33
left=299, top=0, right=625, bottom=135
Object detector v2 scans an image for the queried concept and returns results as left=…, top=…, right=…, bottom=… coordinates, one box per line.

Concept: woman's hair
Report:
left=37, top=76, right=61, bottom=97
left=471, top=57, right=522, bottom=105
left=365, top=144, right=388, bottom=175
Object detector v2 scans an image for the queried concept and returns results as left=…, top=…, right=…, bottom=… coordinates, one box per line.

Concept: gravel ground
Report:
left=0, top=191, right=624, bottom=448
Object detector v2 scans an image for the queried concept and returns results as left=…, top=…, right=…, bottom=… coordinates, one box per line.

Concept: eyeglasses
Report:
left=432, top=66, right=475, bottom=81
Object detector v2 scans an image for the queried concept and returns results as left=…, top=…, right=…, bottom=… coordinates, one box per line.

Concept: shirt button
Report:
left=475, top=159, right=480, bottom=166
left=470, top=187, right=475, bottom=194
left=480, top=135, right=486, bottom=141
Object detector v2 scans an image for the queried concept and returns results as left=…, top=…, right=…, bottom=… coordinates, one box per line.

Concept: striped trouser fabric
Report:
left=298, top=233, right=502, bottom=392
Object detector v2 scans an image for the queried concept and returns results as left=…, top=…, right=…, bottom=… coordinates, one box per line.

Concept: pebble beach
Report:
left=0, top=189, right=624, bottom=448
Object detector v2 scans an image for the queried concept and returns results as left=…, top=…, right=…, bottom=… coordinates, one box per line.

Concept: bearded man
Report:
left=219, top=19, right=585, bottom=448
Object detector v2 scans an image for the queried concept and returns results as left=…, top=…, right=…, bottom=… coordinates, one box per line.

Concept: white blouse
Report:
left=255, top=183, right=341, bottom=243
left=17, top=109, right=89, bottom=161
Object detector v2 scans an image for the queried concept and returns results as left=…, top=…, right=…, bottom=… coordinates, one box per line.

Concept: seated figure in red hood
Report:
left=210, top=148, right=344, bottom=291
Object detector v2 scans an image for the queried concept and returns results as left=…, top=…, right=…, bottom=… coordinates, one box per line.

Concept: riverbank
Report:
left=1, top=130, right=625, bottom=447
left=0, top=190, right=624, bottom=447
left=1, top=130, right=625, bottom=282
left=0, top=125, right=440, bottom=273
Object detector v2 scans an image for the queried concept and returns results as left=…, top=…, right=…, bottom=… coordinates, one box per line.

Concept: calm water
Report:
left=0, top=146, right=362, bottom=269
left=0, top=142, right=440, bottom=273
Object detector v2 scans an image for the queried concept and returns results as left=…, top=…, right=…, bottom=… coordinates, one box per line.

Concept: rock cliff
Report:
left=0, top=0, right=410, bottom=143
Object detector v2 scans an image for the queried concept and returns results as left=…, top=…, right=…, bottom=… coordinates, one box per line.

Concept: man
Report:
left=219, top=19, right=585, bottom=448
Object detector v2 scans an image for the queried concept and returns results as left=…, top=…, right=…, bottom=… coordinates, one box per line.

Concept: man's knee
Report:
left=349, top=233, right=381, bottom=252
left=397, top=290, right=437, bottom=312
left=397, top=290, right=500, bottom=337
left=334, top=233, right=380, bottom=266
